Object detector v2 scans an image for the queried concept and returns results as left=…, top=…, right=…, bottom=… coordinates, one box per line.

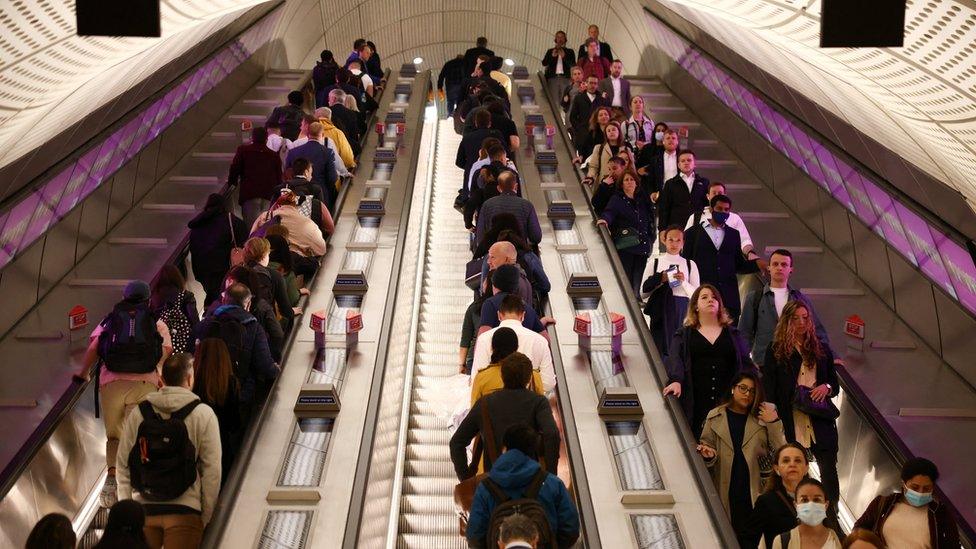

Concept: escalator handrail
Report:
left=535, top=71, right=741, bottom=547
left=201, top=67, right=392, bottom=547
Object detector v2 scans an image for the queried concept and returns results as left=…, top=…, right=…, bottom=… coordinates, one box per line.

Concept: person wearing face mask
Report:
left=741, top=443, right=810, bottom=549
left=681, top=194, right=765, bottom=323
left=697, top=372, right=786, bottom=545
left=640, top=225, right=700, bottom=357
left=662, top=284, right=755, bottom=437
left=853, top=458, right=959, bottom=549
left=772, top=478, right=841, bottom=549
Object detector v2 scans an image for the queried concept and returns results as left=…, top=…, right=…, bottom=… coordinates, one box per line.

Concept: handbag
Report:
left=793, top=385, right=840, bottom=420
left=228, top=213, right=245, bottom=267
left=453, top=401, right=499, bottom=535
left=612, top=226, right=641, bottom=250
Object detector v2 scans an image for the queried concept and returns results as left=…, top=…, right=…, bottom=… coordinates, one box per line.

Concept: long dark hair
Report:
left=193, top=338, right=236, bottom=406
left=94, top=499, right=150, bottom=549
left=266, top=234, right=294, bottom=274
left=475, top=213, right=524, bottom=257
left=150, top=264, right=186, bottom=311
left=490, top=327, right=519, bottom=364
left=721, top=371, right=764, bottom=417
left=26, top=513, right=75, bottom=549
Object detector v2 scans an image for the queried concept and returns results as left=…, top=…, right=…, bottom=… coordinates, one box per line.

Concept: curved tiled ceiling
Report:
left=265, top=0, right=652, bottom=86
left=0, top=0, right=273, bottom=173
left=654, top=0, right=976, bottom=215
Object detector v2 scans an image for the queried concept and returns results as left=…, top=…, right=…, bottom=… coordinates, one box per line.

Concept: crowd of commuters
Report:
left=546, top=25, right=961, bottom=549
left=54, top=37, right=381, bottom=548
left=25, top=26, right=963, bottom=549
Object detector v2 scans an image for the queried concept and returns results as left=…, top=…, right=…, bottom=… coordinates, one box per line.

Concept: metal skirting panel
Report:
left=277, top=419, right=335, bottom=487
left=259, top=510, right=314, bottom=549
left=607, top=422, right=664, bottom=491
left=631, top=515, right=685, bottom=548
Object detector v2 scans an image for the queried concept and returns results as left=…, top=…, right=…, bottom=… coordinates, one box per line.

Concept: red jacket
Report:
left=853, top=493, right=959, bottom=549
left=228, top=142, right=282, bottom=205
left=577, top=56, right=610, bottom=81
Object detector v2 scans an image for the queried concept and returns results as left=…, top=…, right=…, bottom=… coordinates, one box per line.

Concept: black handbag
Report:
left=793, top=385, right=840, bottom=420
left=612, top=226, right=641, bottom=250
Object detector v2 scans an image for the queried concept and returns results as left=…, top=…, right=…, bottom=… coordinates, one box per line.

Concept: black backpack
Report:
left=127, top=399, right=201, bottom=501
left=274, top=105, right=304, bottom=140
left=98, top=301, right=163, bottom=374
left=483, top=468, right=556, bottom=549
left=200, top=314, right=250, bottom=380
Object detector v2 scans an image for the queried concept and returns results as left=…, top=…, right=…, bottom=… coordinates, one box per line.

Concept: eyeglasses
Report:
left=734, top=384, right=756, bottom=395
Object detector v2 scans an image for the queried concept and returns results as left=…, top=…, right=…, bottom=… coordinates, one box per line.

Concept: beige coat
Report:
left=699, top=404, right=787, bottom=512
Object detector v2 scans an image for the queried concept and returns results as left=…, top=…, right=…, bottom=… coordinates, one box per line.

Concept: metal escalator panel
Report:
left=395, top=118, right=467, bottom=548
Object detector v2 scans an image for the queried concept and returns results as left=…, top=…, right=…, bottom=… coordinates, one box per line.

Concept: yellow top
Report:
left=470, top=363, right=544, bottom=406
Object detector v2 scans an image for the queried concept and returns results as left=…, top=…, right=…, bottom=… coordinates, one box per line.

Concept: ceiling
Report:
left=0, top=0, right=274, bottom=175
left=653, top=0, right=976, bottom=215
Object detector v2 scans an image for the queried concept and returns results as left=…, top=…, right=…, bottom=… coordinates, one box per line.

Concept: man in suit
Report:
left=637, top=128, right=680, bottom=198
left=577, top=25, right=613, bottom=62
left=657, top=149, right=708, bottom=243
left=543, top=30, right=576, bottom=79
left=327, top=89, right=362, bottom=156
left=568, top=75, right=609, bottom=145
left=463, top=37, right=494, bottom=76
left=598, top=60, right=631, bottom=113
left=285, top=122, right=339, bottom=212
left=577, top=39, right=611, bottom=81
left=682, top=194, right=765, bottom=322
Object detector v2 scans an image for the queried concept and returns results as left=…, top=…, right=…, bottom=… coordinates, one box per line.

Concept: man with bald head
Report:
left=482, top=240, right=551, bottom=303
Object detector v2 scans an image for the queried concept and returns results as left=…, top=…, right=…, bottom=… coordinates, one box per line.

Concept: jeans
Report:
left=144, top=513, right=204, bottom=549
left=446, top=84, right=462, bottom=116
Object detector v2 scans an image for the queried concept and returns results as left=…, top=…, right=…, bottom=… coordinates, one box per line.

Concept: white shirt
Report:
left=680, top=171, right=696, bottom=193
left=555, top=51, right=564, bottom=75
left=640, top=253, right=700, bottom=300
left=468, top=158, right=518, bottom=192
left=770, top=287, right=790, bottom=318
left=289, top=136, right=350, bottom=177
left=472, top=319, right=556, bottom=393
left=266, top=133, right=291, bottom=153
left=611, top=77, right=623, bottom=107
left=351, top=68, right=373, bottom=92
left=702, top=220, right=726, bottom=250
left=684, top=208, right=753, bottom=250
left=663, top=151, right=678, bottom=181
left=586, top=92, right=596, bottom=102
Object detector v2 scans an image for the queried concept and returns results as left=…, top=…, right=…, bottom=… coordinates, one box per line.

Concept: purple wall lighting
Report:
left=645, top=16, right=976, bottom=317
left=0, top=22, right=276, bottom=271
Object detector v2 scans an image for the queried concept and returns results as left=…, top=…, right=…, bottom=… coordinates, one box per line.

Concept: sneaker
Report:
left=100, top=475, right=118, bottom=508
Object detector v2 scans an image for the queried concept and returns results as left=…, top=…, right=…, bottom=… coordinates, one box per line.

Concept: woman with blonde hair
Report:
left=663, top=284, right=754, bottom=437
left=762, top=300, right=841, bottom=526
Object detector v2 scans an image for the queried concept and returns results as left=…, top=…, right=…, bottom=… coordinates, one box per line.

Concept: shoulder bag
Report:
left=453, top=400, right=499, bottom=535
left=229, top=213, right=245, bottom=267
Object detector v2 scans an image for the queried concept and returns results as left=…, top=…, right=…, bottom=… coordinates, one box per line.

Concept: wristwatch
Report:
left=824, top=383, right=832, bottom=391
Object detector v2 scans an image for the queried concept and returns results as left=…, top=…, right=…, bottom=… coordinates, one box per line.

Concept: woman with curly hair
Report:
left=762, top=300, right=841, bottom=524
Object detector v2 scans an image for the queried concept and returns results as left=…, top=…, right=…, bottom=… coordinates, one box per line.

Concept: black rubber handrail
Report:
left=536, top=70, right=742, bottom=547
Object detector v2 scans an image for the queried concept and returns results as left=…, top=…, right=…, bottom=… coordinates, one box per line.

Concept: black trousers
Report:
left=811, top=443, right=840, bottom=523
left=617, top=251, right=649, bottom=298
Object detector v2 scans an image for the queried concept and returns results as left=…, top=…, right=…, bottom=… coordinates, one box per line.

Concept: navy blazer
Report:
left=600, top=192, right=656, bottom=255
left=285, top=141, right=338, bottom=197
left=681, top=223, right=759, bottom=318
left=657, top=173, right=708, bottom=232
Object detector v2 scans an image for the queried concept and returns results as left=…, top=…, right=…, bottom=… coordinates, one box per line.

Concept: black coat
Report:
left=329, top=103, right=363, bottom=149
left=761, top=349, right=840, bottom=451
left=187, top=205, right=247, bottom=280
left=599, top=192, right=655, bottom=255
left=740, top=487, right=798, bottom=549
left=542, top=47, right=576, bottom=78
left=681, top=223, right=759, bottom=319
left=463, top=46, right=495, bottom=75
left=568, top=92, right=610, bottom=138
left=637, top=147, right=681, bottom=196
left=456, top=128, right=503, bottom=185
left=657, top=173, right=709, bottom=231
left=665, top=325, right=755, bottom=423
left=275, top=176, right=324, bottom=203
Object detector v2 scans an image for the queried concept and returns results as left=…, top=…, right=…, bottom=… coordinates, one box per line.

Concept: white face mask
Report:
left=795, top=502, right=827, bottom=526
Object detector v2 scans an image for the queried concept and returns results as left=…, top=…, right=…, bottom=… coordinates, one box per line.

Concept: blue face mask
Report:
left=712, top=211, right=730, bottom=225
left=904, top=487, right=933, bottom=507
left=654, top=131, right=664, bottom=142
left=796, top=502, right=827, bottom=526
